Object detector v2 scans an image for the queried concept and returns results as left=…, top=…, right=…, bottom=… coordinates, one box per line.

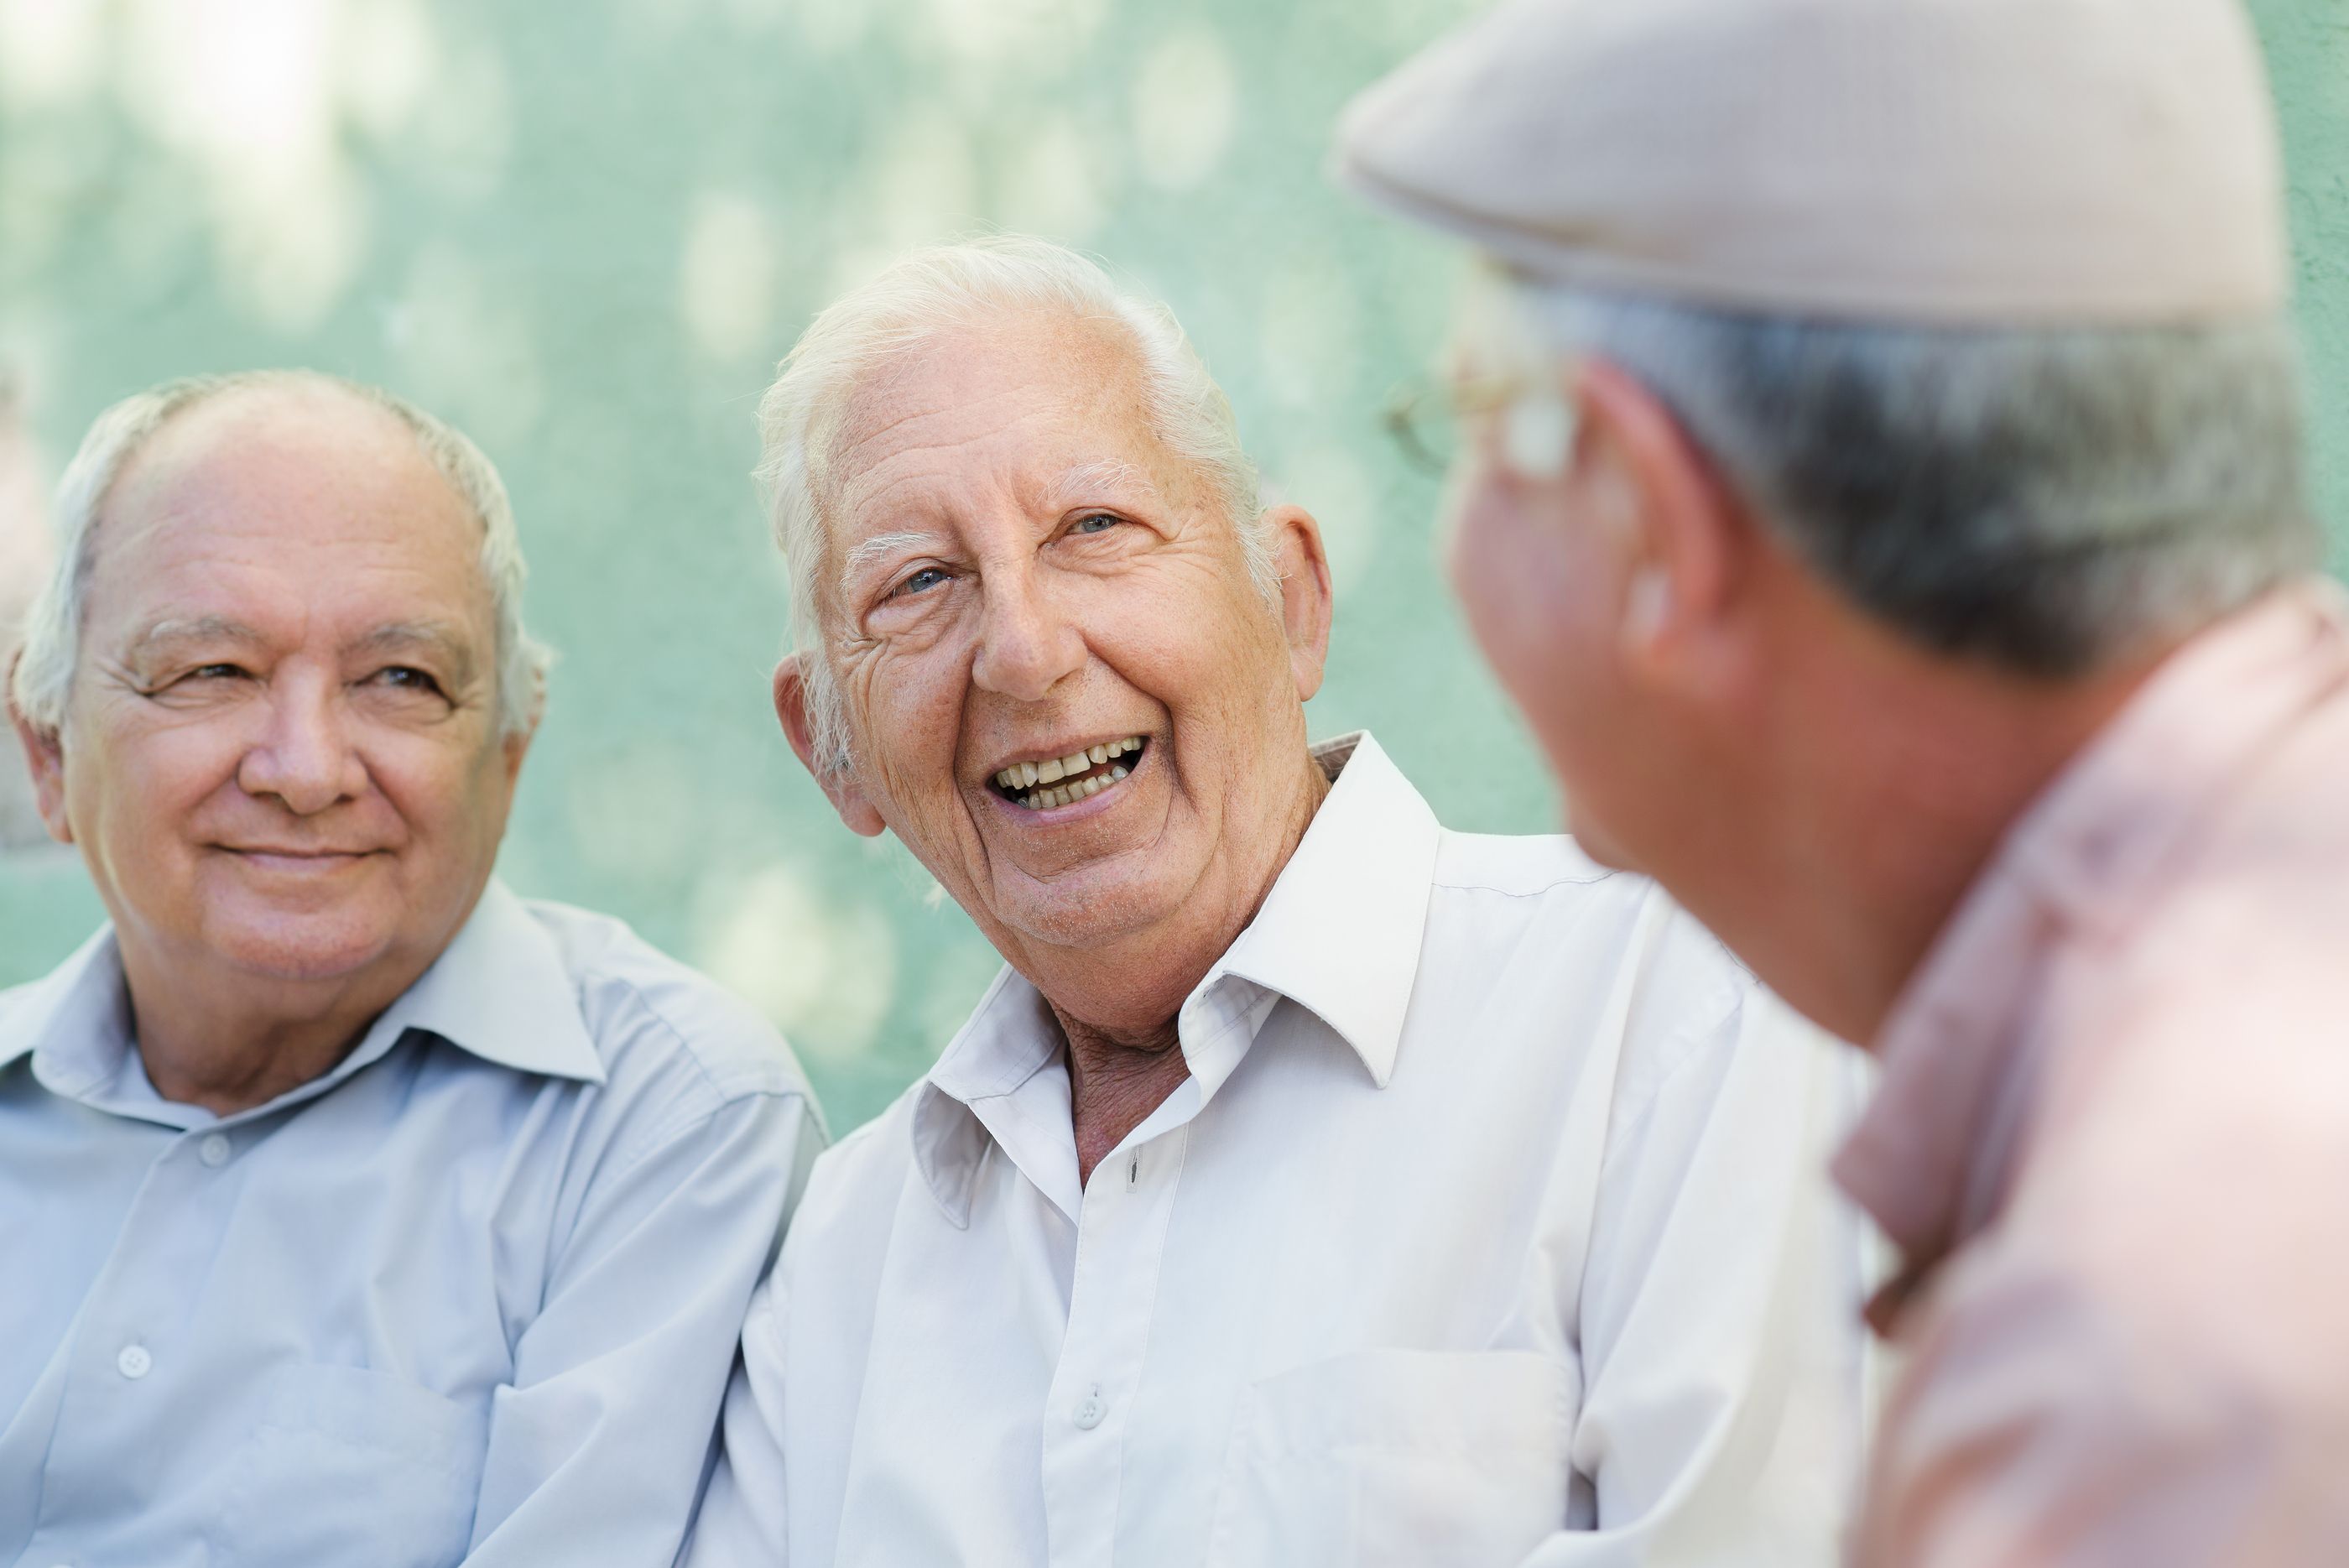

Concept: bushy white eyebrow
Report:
left=841, top=530, right=945, bottom=581
left=123, top=614, right=263, bottom=664
left=1049, top=460, right=1151, bottom=509
left=837, top=462, right=1154, bottom=586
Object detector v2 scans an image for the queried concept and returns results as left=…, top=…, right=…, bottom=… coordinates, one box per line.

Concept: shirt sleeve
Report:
left=457, top=1088, right=820, bottom=1568
left=676, top=1274, right=792, bottom=1567
left=1526, top=977, right=1874, bottom=1566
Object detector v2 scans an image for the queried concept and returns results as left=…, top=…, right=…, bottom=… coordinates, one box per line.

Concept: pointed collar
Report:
left=378, top=879, right=607, bottom=1084
left=910, top=730, right=1443, bottom=1225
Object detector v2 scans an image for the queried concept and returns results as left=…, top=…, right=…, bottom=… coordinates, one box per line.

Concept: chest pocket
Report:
left=203, top=1362, right=488, bottom=1568
left=1205, top=1347, right=1578, bottom=1568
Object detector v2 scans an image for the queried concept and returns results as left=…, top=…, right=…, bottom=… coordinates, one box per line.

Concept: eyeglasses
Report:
left=1381, top=374, right=1526, bottom=477
left=1382, top=372, right=1576, bottom=480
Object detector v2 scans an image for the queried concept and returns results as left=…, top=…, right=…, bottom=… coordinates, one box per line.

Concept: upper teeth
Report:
left=994, top=737, right=1143, bottom=800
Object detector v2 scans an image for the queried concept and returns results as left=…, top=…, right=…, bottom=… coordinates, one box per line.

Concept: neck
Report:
left=1038, top=748, right=1330, bottom=1185
left=117, top=946, right=424, bottom=1117
left=1690, top=624, right=2172, bottom=1047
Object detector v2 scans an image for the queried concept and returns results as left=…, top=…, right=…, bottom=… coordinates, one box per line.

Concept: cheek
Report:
left=360, top=735, right=512, bottom=847
left=844, top=644, right=969, bottom=813
left=73, top=721, right=243, bottom=846
left=1445, top=474, right=1586, bottom=680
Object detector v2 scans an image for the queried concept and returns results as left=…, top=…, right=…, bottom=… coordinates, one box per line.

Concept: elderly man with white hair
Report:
left=0, top=371, right=820, bottom=1567
left=1339, top=0, right=2349, bottom=1561
left=686, top=237, right=1867, bottom=1566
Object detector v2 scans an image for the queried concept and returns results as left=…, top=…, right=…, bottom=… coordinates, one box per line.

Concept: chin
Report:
left=201, top=909, right=403, bottom=986
left=999, top=867, right=1185, bottom=953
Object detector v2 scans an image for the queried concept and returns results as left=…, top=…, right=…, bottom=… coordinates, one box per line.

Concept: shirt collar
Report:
left=0, top=878, right=605, bottom=1108
left=376, top=879, right=606, bottom=1084
left=1834, top=581, right=2349, bottom=1307
left=0, top=925, right=131, bottom=1084
left=911, top=730, right=1443, bottom=1226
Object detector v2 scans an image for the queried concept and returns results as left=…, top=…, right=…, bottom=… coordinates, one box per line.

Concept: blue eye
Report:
left=1070, top=513, right=1121, bottom=536
left=895, top=567, right=951, bottom=597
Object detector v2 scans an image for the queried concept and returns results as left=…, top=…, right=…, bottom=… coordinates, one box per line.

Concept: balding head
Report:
left=11, top=370, right=548, bottom=742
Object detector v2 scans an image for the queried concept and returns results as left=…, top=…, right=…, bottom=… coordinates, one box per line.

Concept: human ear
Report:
left=1261, top=504, right=1334, bottom=702
left=1572, top=361, right=1747, bottom=694
left=6, top=656, right=73, bottom=845
left=773, top=654, right=886, bottom=838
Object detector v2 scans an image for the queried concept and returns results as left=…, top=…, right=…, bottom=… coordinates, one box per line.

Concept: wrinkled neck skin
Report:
left=1039, top=749, right=1329, bottom=1186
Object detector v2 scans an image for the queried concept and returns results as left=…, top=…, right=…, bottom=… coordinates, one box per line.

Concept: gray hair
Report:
left=10, top=370, right=551, bottom=739
left=1497, top=280, right=2320, bottom=676
left=758, top=236, right=1271, bottom=771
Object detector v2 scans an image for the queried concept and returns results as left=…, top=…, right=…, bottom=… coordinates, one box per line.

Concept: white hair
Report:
left=10, top=370, right=551, bottom=739
left=1482, top=273, right=2319, bottom=676
left=758, top=235, right=1272, bottom=771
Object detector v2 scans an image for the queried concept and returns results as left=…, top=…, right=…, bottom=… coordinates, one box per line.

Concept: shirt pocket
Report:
left=1205, top=1347, right=1578, bottom=1568
left=203, top=1362, right=488, bottom=1568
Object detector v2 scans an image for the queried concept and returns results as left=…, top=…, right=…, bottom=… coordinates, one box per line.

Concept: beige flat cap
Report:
left=1335, top=0, right=2289, bottom=325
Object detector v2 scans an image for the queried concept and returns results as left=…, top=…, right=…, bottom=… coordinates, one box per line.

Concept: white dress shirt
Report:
left=0, top=879, right=822, bottom=1568
left=690, top=733, right=1867, bottom=1567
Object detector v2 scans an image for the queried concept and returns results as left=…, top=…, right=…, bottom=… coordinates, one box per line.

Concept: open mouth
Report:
left=988, top=736, right=1148, bottom=811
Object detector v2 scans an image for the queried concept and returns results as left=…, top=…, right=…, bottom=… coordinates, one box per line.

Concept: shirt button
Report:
left=117, top=1345, right=152, bottom=1380
left=199, top=1134, right=232, bottom=1168
left=1072, top=1388, right=1106, bottom=1430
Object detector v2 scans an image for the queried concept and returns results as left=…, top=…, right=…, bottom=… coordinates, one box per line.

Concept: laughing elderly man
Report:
left=686, top=237, right=1866, bottom=1566
left=1, top=372, right=820, bottom=1567
left=1337, top=0, right=2349, bottom=1561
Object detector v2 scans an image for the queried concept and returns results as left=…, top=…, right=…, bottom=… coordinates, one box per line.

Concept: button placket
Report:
left=1039, top=1124, right=1190, bottom=1568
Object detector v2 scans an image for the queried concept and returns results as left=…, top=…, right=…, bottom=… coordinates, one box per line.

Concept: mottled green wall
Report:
left=1, top=0, right=2341, bottom=1132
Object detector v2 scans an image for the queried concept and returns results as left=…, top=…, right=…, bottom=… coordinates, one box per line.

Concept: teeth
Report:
left=1000, top=737, right=1146, bottom=808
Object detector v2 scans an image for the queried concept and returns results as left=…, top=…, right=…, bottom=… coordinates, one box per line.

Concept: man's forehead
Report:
left=826, top=322, right=1164, bottom=519
left=82, top=391, right=494, bottom=644
left=97, top=389, right=477, bottom=569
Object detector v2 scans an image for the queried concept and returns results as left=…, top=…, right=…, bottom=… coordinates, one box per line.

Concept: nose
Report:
left=236, top=677, right=368, bottom=815
left=969, top=565, right=1086, bottom=703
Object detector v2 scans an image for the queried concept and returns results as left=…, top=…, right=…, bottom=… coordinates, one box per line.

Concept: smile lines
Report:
left=992, top=737, right=1144, bottom=811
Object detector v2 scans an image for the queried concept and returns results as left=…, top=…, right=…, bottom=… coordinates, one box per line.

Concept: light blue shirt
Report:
left=0, top=880, right=822, bottom=1568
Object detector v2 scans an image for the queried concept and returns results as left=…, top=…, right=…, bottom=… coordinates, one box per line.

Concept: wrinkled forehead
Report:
left=815, top=314, right=1184, bottom=541
left=86, top=384, right=494, bottom=643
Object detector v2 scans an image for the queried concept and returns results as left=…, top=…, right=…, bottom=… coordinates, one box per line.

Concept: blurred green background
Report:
left=2, top=0, right=2344, bottom=1131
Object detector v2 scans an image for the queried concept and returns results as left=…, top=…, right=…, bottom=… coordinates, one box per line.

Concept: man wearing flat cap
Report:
left=2, top=371, right=820, bottom=1565
left=1340, top=0, right=2349, bottom=1562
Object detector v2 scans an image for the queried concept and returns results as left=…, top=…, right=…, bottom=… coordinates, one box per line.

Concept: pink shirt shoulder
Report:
left=1836, top=582, right=2349, bottom=1566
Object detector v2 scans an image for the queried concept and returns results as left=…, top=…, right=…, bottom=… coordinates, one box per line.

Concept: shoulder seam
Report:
left=1430, top=871, right=1620, bottom=900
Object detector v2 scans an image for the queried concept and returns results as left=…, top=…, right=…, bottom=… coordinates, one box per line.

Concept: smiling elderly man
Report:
left=0, top=372, right=820, bottom=1567
left=685, top=238, right=1867, bottom=1565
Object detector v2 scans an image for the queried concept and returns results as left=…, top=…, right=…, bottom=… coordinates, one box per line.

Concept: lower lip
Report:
left=224, top=851, right=373, bottom=873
